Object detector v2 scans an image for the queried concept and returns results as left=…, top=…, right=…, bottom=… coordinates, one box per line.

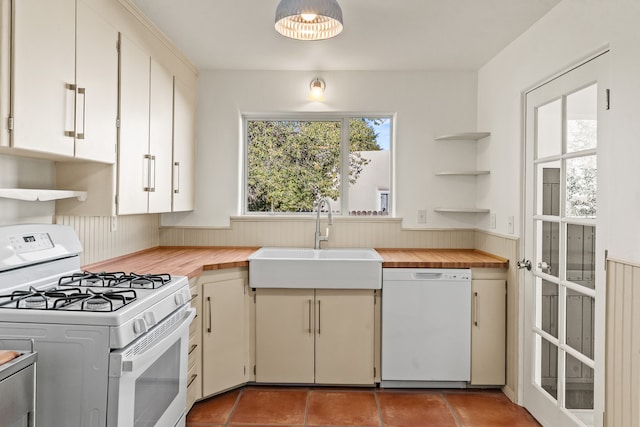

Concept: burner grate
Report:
left=0, top=286, right=137, bottom=312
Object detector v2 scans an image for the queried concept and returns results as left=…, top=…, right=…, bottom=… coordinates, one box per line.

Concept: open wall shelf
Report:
left=0, top=189, right=87, bottom=202
left=435, top=171, right=490, bottom=176
left=434, top=207, right=490, bottom=213
left=435, top=132, right=490, bottom=141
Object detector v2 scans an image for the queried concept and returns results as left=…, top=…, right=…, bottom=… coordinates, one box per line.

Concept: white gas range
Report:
left=0, top=224, right=194, bottom=427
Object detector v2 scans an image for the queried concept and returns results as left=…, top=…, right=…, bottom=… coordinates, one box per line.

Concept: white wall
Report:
left=160, top=70, right=480, bottom=229
left=477, top=0, right=640, bottom=263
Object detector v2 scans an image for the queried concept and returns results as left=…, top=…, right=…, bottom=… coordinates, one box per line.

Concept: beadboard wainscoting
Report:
left=159, top=217, right=477, bottom=249
left=55, top=214, right=160, bottom=266
left=475, top=231, right=520, bottom=402
left=606, top=258, right=640, bottom=427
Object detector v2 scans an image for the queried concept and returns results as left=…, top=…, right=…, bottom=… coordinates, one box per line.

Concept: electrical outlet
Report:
left=417, top=209, right=427, bottom=224
left=110, top=216, right=118, bottom=232
left=508, top=216, right=514, bottom=234
left=490, top=213, right=496, bottom=229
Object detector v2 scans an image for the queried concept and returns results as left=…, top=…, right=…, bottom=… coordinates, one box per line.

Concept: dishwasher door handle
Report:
left=413, top=272, right=443, bottom=280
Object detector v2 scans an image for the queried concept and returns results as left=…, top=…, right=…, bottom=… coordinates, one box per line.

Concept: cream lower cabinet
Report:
left=186, top=277, right=202, bottom=411
left=201, top=271, right=250, bottom=397
left=255, top=288, right=375, bottom=385
left=470, top=278, right=506, bottom=385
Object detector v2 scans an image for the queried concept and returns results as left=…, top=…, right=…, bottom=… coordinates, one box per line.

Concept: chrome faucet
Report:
left=314, top=197, right=333, bottom=249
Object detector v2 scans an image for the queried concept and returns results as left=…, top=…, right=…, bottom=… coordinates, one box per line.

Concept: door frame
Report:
left=518, top=48, right=610, bottom=427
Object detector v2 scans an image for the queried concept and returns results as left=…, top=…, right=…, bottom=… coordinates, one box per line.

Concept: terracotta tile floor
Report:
left=186, top=386, right=541, bottom=427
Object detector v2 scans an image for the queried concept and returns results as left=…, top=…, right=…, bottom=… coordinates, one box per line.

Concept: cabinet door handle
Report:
left=144, top=154, right=156, bottom=192
left=64, top=83, right=77, bottom=137
left=187, top=373, right=197, bottom=387
left=206, top=296, right=212, bottom=333
left=189, top=343, right=198, bottom=355
left=317, top=300, right=321, bottom=335
left=474, top=292, right=479, bottom=327
left=174, top=161, right=180, bottom=194
left=308, top=299, right=312, bottom=335
left=76, top=87, right=86, bottom=139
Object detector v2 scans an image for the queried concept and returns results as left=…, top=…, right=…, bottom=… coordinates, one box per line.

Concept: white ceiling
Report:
left=131, top=0, right=561, bottom=71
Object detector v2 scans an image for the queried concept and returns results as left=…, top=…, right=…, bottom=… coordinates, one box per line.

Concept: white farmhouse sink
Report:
left=248, top=247, right=383, bottom=289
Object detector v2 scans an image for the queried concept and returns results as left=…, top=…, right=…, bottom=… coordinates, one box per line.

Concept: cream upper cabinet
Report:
left=470, top=279, right=506, bottom=385
left=75, top=0, right=118, bottom=162
left=148, top=58, right=174, bottom=213
left=118, top=34, right=150, bottom=214
left=118, top=36, right=172, bottom=214
left=11, top=0, right=75, bottom=157
left=10, top=0, right=117, bottom=161
left=201, top=275, right=248, bottom=397
left=255, top=288, right=375, bottom=385
left=172, top=76, right=196, bottom=212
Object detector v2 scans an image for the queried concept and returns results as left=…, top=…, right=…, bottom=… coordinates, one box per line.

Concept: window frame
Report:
left=242, top=113, right=393, bottom=217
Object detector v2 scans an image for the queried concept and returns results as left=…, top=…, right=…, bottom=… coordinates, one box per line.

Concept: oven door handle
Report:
left=109, top=307, right=195, bottom=377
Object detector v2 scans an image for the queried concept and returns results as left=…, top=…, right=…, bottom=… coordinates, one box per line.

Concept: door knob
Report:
left=517, top=259, right=532, bottom=271
left=538, top=261, right=550, bottom=273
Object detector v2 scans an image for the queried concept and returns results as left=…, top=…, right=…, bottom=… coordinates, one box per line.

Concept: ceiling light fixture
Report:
left=275, top=0, right=344, bottom=41
left=308, top=78, right=326, bottom=101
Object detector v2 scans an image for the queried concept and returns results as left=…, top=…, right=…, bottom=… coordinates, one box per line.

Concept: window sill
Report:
left=231, top=215, right=401, bottom=223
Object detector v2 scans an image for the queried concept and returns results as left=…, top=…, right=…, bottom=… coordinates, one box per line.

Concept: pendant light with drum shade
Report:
left=275, top=0, right=344, bottom=41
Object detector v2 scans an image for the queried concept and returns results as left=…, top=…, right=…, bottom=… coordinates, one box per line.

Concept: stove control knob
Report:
left=133, top=318, right=148, bottom=334
left=144, top=312, right=157, bottom=327
left=174, top=292, right=186, bottom=306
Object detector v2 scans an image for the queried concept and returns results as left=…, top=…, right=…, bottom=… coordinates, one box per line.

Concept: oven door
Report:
left=107, top=306, right=195, bottom=427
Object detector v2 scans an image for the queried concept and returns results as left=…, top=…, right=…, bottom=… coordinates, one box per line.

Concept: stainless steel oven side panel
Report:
left=107, top=307, right=195, bottom=427
left=0, top=360, right=35, bottom=427
left=0, top=324, right=111, bottom=427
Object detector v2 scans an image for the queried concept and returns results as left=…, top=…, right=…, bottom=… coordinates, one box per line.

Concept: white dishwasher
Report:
left=381, top=268, right=471, bottom=388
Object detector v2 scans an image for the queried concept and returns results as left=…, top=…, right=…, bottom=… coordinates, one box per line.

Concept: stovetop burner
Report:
left=58, top=271, right=172, bottom=290
left=0, top=286, right=137, bottom=312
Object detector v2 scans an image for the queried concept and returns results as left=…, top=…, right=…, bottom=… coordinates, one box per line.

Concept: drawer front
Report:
left=186, top=363, right=201, bottom=411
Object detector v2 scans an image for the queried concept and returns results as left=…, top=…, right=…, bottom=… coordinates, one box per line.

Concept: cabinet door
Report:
left=75, top=0, right=117, bottom=163
left=117, top=35, right=150, bottom=215
left=470, top=279, right=506, bottom=385
left=315, top=290, right=375, bottom=385
left=255, top=288, right=315, bottom=383
left=172, top=76, right=196, bottom=211
left=0, top=0, right=10, bottom=148
left=202, top=278, right=246, bottom=396
left=12, top=0, right=75, bottom=156
left=147, top=59, right=173, bottom=213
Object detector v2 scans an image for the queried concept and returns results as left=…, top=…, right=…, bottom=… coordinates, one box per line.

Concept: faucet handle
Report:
left=325, top=227, right=330, bottom=239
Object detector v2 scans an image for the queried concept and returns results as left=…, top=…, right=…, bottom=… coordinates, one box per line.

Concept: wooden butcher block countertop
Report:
left=83, top=247, right=508, bottom=279
left=83, top=247, right=260, bottom=279
left=374, top=248, right=509, bottom=269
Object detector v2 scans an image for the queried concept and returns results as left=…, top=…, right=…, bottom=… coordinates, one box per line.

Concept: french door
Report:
left=522, top=52, right=609, bottom=427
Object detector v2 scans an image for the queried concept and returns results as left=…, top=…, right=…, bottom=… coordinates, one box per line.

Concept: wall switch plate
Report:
left=490, top=213, right=496, bottom=229
left=507, top=215, right=514, bottom=234
left=417, top=209, right=427, bottom=224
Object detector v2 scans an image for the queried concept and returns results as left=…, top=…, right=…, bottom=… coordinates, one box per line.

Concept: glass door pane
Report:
left=567, top=84, right=597, bottom=153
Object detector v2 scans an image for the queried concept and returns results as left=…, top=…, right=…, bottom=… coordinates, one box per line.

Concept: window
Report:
left=244, top=115, right=392, bottom=215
